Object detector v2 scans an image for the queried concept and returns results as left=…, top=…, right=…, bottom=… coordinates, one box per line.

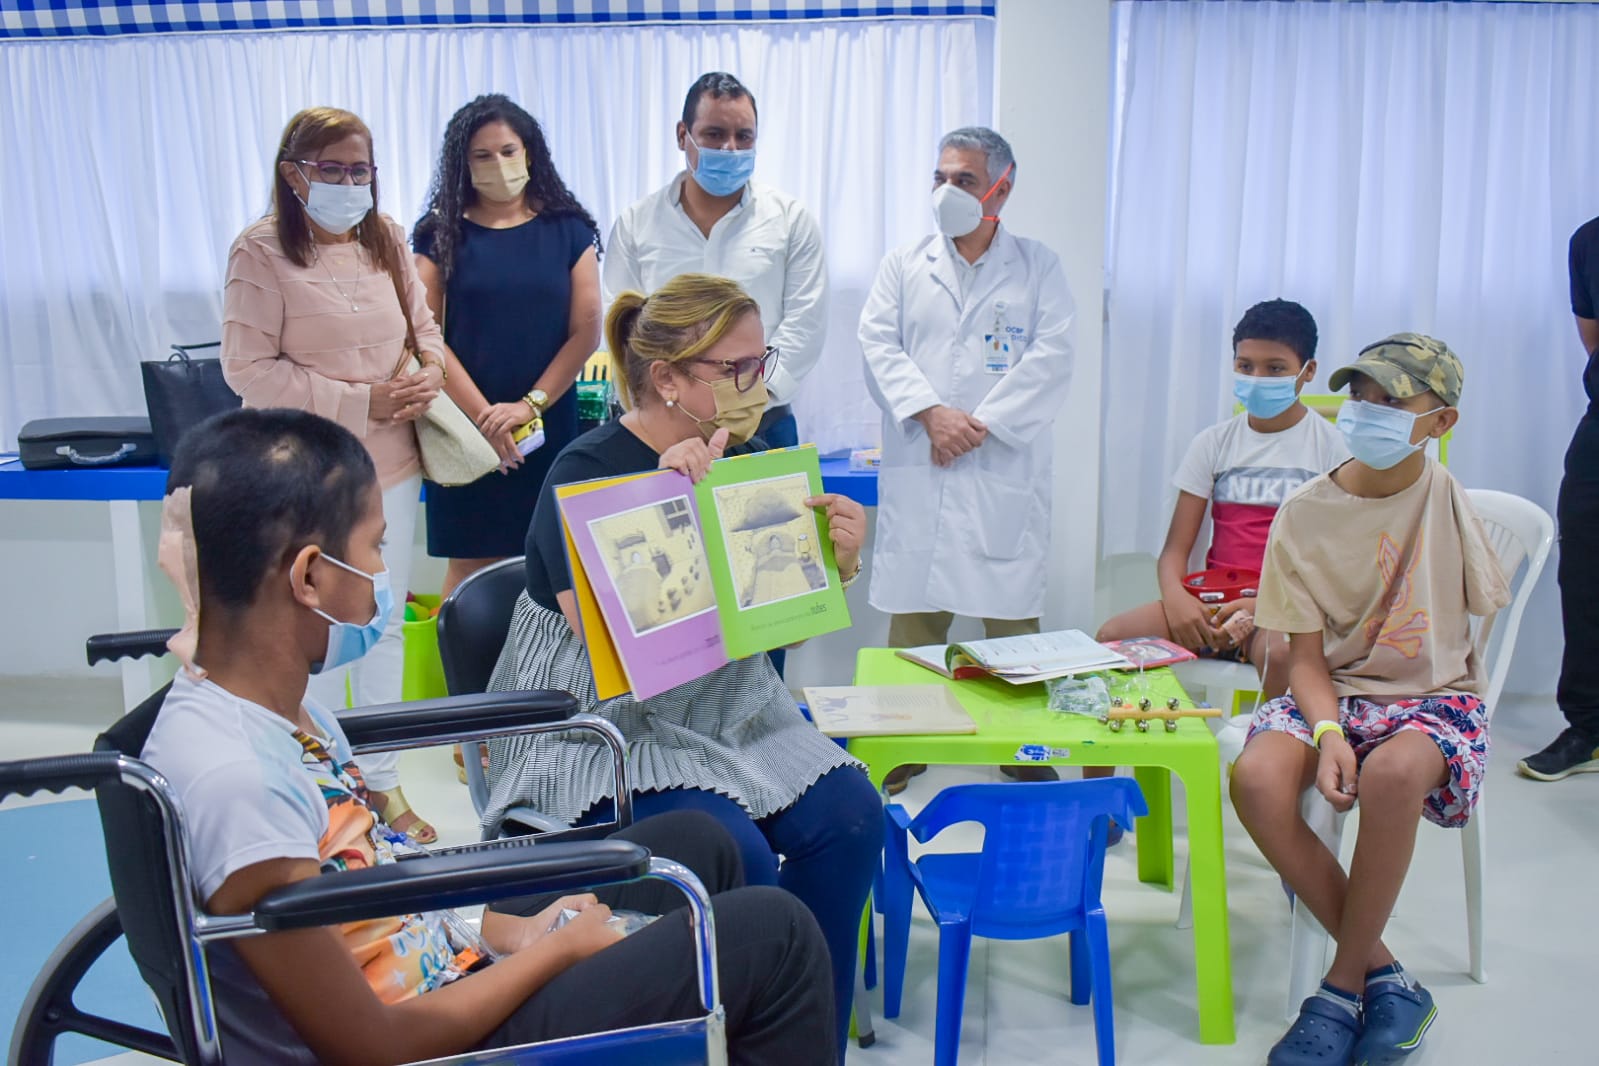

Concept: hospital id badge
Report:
left=983, top=301, right=1013, bottom=374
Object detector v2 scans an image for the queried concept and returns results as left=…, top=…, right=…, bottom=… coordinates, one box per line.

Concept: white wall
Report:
left=998, top=0, right=1109, bottom=633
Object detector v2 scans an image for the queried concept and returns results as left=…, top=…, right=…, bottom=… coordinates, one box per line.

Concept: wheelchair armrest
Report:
left=252, top=839, right=650, bottom=930
left=0, top=753, right=128, bottom=800
left=86, top=630, right=179, bottom=667
left=337, top=690, right=581, bottom=751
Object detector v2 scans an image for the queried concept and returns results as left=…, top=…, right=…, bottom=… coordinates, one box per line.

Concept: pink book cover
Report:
left=559, top=469, right=729, bottom=699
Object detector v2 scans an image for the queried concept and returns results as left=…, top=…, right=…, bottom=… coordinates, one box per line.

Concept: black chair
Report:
left=437, top=557, right=633, bottom=838
left=6, top=632, right=724, bottom=1065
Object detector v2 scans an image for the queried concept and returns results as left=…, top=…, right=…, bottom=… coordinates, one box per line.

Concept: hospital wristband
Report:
left=1311, top=721, right=1346, bottom=748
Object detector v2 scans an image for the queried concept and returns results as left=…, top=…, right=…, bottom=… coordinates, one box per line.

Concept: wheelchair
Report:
left=4, top=629, right=727, bottom=1065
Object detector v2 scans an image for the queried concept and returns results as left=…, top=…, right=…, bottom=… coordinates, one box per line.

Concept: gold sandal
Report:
left=369, top=787, right=438, bottom=845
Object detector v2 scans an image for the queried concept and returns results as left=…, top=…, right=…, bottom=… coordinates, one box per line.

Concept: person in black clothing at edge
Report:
left=1519, top=214, right=1599, bottom=781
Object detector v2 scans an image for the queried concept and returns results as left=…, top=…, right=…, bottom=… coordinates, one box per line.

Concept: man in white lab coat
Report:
left=603, top=71, right=828, bottom=450
left=860, top=126, right=1075, bottom=648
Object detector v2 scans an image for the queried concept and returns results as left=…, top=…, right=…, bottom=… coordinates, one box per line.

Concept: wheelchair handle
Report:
left=87, top=629, right=179, bottom=666
left=0, top=753, right=126, bottom=800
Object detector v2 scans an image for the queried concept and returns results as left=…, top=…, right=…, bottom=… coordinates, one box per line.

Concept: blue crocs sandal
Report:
left=1352, top=981, right=1435, bottom=1065
left=1268, top=996, right=1364, bottom=1066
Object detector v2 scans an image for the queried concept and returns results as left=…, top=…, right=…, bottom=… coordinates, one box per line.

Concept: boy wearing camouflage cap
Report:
left=1230, top=334, right=1510, bottom=1066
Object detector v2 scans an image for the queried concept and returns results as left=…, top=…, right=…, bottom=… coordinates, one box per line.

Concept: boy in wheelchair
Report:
left=139, top=407, right=834, bottom=1064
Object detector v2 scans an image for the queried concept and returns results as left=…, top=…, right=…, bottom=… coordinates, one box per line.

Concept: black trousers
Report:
left=481, top=810, right=836, bottom=1065
left=1557, top=414, right=1599, bottom=738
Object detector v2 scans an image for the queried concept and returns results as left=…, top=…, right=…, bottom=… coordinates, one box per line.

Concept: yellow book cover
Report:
left=555, top=472, right=651, bottom=700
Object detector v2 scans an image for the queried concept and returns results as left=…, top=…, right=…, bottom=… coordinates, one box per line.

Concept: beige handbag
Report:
left=387, top=268, right=500, bottom=487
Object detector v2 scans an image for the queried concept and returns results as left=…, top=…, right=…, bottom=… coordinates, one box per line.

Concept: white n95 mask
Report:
left=931, top=162, right=1013, bottom=238
left=932, top=184, right=984, bottom=238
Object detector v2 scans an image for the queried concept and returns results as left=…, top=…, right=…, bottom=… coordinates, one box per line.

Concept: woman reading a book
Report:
left=486, top=273, right=881, bottom=1059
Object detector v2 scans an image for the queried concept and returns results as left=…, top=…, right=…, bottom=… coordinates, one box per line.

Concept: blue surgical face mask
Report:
left=1335, top=400, right=1445, bottom=470
left=307, top=553, right=394, bottom=674
left=299, top=176, right=373, bottom=236
left=691, top=142, right=756, bottom=198
left=1233, top=367, right=1307, bottom=420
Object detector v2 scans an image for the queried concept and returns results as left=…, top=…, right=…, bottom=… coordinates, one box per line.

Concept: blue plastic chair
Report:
left=881, top=778, right=1148, bottom=1066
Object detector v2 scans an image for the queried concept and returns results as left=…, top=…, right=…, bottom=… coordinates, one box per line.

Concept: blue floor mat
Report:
left=3, top=798, right=167, bottom=1064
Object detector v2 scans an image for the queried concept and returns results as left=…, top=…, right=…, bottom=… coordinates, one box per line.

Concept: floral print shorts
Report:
left=1246, top=692, right=1488, bottom=828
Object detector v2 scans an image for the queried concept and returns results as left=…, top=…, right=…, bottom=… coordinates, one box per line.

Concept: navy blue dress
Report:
left=413, top=214, right=596, bottom=558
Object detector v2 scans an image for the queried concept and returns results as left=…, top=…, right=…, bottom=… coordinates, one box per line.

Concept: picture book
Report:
left=801, top=685, right=976, bottom=738
left=558, top=445, right=851, bottom=699
left=1101, top=636, right=1198, bottom=669
left=693, top=445, right=850, bottom=659
left=896, top=629, right=1132, bottom=686
left=558, top=470, right=729, bottom=700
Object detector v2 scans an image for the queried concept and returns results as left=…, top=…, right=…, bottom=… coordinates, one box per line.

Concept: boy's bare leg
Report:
left=1230, top=732, right=1395, bottom=980
left=1094, top=600, right=1173, bottom=644
left=1322, top=731, right=1448, bottom=991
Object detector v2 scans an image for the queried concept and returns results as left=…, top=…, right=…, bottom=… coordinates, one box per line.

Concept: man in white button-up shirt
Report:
left=602, top=72, right=828, bottom=449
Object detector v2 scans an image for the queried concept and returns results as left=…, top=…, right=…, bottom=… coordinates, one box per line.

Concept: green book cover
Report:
left=694, top=445, right=852, bottom=658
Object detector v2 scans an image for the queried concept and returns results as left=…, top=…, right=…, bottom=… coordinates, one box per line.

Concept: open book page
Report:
left=951, top=629, right=1131, bottom=675
left=893, top=644, right=955, bottom=678
left=695, top=445, right=850, bottom=657
left=558, top=469, right=729, bottom=699
left=802, top=685, right=976, bottom=738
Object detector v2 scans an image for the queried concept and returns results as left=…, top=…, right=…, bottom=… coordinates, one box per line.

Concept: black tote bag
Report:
left=140, top=342, right=242, bottom=466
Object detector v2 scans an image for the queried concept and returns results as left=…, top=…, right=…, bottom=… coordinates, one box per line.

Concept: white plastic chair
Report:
left=1171, top=657, right=1261, bottom=719
left=1185, top=488, right=1553, bottom=1017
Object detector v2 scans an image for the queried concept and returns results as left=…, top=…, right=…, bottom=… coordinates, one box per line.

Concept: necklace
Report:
left=315, top=246, right=362, bottom=312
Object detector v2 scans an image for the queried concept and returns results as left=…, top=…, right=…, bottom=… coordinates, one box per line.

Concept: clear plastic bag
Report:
left=549, top=907, right=660, bottom=938
left=1046, top=672, right=1112, bottom=717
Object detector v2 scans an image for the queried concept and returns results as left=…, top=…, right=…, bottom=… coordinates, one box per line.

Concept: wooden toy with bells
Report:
left=1100, top=694, right=1222, bottom=733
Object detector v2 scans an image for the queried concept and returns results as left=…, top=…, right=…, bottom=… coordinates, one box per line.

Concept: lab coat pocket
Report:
left=972, top=476, right=1033, bottom=560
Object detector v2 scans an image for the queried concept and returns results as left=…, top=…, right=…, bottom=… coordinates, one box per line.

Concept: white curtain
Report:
left=1104, top=0, right=1599, bottom=695
left=0, top=18, right=993, bottom=453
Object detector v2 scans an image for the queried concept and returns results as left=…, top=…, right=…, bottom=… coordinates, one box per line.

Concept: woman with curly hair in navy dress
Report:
left=413, top=94, right=603, bottom=599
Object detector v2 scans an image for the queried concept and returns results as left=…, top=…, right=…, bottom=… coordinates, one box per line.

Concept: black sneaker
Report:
left=1517, top=728, right=1599, bottom=781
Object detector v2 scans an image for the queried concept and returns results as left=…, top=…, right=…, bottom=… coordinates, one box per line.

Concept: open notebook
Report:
left=895, top=629, right=1132, bottom=685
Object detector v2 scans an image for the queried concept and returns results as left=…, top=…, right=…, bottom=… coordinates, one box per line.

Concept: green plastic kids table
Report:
left=848, top=648, right=1236, bottom=1045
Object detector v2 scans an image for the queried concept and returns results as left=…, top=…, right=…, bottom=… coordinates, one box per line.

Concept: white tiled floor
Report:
left=6, top=677, right=1597, bottom=1065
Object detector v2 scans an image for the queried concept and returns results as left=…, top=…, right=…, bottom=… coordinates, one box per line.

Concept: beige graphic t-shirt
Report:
left=1254, top=459, right=1510, bottom=700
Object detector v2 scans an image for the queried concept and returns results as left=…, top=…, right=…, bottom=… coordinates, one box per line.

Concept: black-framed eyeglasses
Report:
left=297, top=160, right=377, bottom=185
left=692, top=346, right=777, bottom=393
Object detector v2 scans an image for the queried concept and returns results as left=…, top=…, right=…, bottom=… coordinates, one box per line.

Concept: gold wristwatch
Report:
left=523, top=387, right=549, bottom=418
